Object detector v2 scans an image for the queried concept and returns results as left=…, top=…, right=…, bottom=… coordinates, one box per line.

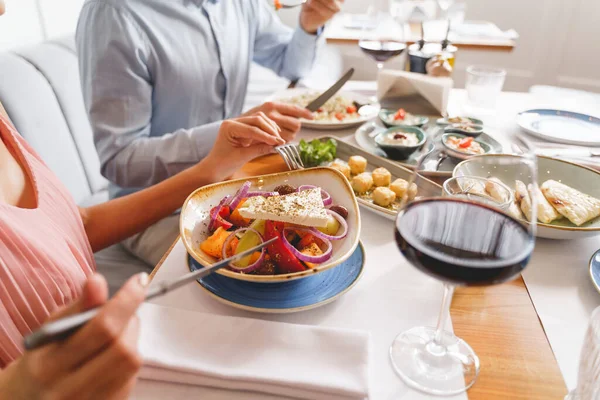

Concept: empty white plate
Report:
left=517, top=109, right=600, bottom=146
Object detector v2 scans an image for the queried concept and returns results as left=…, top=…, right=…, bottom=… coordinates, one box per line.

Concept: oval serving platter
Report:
left=188, top=242, right=365, bottom=313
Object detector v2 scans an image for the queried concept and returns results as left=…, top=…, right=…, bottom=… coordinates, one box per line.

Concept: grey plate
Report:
left=355, top=120, right=504, bottom=177
left=590, top=249, right=600, bottom=294
left=313, top=136, right=442, bottom=220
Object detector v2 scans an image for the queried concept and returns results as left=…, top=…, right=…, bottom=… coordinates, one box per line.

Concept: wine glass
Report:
left=391, top=146, right=538, bottom=395
left=358, top=7, right=407, bottom=76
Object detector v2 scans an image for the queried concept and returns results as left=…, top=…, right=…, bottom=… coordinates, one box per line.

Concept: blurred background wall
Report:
left=1, top=0, right=598, bottom=93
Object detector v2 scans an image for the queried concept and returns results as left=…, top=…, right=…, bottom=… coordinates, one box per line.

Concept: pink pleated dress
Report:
left=0, top=115, right=95, bottom=367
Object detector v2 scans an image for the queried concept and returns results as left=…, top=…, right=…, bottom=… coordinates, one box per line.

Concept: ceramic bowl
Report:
left=453, top=155, right=600, bottom=240
left=180, top=167, right=361, bottom=283
left=436, top=116, right=483, bottom=126
left=441, top=133, right=492, bottom=160
left=374, top=126, right=426, bottom=160
left=443, top=123, right=484, bottom=137
left=378, top=109, right=429, bottom=128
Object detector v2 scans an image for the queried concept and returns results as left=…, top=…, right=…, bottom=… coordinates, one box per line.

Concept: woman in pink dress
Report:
left=0, top=1, right=292, bottom=396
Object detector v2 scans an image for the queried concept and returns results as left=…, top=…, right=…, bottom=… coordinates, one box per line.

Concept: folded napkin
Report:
left=137, top=304, right=370, bottom=400
left=377, top=70, right=453, bottom=117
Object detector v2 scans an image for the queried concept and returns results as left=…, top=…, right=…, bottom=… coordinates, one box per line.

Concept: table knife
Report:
left=305, top=68, right=355, bottom=112
left=24, top=238, right=277, bottom=350
left=536, top=148, right=600, bottom=158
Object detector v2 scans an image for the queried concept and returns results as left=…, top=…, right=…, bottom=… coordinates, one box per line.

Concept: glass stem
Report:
left=376, top=63, right=384, bottom=74
left=434, top=284, right=455, bottom=346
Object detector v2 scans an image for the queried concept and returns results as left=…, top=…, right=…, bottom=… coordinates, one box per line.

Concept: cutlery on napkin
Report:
left=137, top=303, right=371, bottom=400
left=377, top=70, right=453, bottom=117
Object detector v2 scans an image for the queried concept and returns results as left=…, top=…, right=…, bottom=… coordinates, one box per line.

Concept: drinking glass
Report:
left=465, top=65, right=507, bottom=109
left=358, top=7, right=407, bottom=76
left=565, top=305, right=600, bottom=400
left=391, top=147, right=538, bottom=395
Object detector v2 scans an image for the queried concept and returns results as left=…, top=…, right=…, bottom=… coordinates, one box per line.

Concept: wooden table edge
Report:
left=325, top=37, right=516, bottom=52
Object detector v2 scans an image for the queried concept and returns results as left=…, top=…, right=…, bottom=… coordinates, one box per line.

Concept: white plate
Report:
left=517, top=109, right=600, bottom=146
left=267, top=88, right=376, bottom=131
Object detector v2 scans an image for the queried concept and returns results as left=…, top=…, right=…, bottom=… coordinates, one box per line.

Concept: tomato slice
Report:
left=346, top=105, right=357, bottom=114
left=209, top=206, right=232, bottom=231
left=393, top=108, right=406, bottom=121
left=458, top=137, right=474, bottom=149
left=264, top=221, right=306, bottom=274
left=335, top=113, right=345, bottom=121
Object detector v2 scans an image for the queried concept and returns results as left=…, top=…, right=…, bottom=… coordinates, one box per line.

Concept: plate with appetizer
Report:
left=298, top=136, right=441, bottom=220
left=355, top=121, right=503, bottom=177
left=187, top=243, right=365, bottom=313
left=436, top=116, right=483, bottom=126
left=378, top=108, right=429, bottom=127
left=180, top=168, right=361, bottom=283
left=517, top=109, right=600, bottom=146
left=441, top=133, right=492, bottom=160
left=454, top=155, right=600, bottom=239
left=268, top=88, right=377, bottom=131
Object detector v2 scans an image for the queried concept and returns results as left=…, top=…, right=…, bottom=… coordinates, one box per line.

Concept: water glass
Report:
left=465, top=65, right=506, bottom=109
left=566, top=305, right=600, bottom=400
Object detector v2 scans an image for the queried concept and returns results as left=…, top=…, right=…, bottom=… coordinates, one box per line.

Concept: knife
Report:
left=23, top=238, right=277, bottom=350
left=535, top=148, right=600, bottom=158
left=305, top=68, right=355, bottom=112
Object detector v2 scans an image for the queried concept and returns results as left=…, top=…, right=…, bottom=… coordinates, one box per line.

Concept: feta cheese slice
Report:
left=237, top=188, right=329, bottom=227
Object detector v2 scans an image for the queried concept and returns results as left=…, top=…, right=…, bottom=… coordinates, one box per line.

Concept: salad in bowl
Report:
left=180, top=168, right=361, bottom=282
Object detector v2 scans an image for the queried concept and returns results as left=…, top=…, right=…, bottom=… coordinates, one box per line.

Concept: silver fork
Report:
left=276, top=144, right=304, bottom=170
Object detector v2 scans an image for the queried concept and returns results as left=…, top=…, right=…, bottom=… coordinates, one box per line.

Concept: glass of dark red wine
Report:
left=358, top=7, right=407, bottom=76
left=391, top=146, right=538, bottom=395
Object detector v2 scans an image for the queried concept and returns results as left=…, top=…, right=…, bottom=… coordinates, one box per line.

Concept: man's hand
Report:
left=243, top=102, right=313, bottom=143
left=299, top=0, right=343, bottom=34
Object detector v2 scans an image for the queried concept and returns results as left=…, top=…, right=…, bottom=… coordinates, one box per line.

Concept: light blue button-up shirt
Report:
left=76, top=0, right=319, bottom=197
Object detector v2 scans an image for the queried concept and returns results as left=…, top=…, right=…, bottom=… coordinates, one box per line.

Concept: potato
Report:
left=351, top=172, right=373, bottom=194
left=372, top=187, right=396, bottom=207
left=372, top=167, right=391, bottom=187
left=408, top=183, right=418, bottom=200
left=330, top=161, right=351, bottom=179
left=390, top=178, right=409, bottom=198
left=348, top=155, right=367, bottom=175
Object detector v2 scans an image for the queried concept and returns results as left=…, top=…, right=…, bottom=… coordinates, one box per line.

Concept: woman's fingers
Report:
left=54, top=273, right=148, bottom=371
left=46, top=274, right=108, bottom=322
left=52, top=318, right=141, bottom=400
left=268, top=102, right=314, bottom=120
left=228, top=115, right=284, bottom=146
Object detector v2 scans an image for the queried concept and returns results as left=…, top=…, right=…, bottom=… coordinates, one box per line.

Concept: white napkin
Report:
left=137, top=304, right=371, bottom=400
left=377, top=70, right=453, bottom=117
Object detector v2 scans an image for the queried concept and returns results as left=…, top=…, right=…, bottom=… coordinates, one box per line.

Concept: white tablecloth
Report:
left=133, top=210, right=467, bottom=400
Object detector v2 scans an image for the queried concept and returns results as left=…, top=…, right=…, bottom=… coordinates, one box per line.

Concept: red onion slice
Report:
left=247, top=191, right=278, bottom=198
left=282, top=227, right=333, bottom=264
left=310, top=209, right=348, bottom=241
left=297, top=185, right=333, bottom=206
left=228, top=181, right=251, bottom=210
left=221, top=228, right=265, bottom=273
left=208, top=195, right=231, bottom=232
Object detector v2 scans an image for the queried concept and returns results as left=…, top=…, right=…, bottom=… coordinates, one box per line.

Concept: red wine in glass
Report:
left=359, top=40, right=407, bottom=64
left=395, top=198, right=534, bottom=286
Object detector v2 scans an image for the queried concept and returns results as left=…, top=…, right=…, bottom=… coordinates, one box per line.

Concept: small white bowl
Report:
left=454, top=155, right=600, bottom=240
left=180, top=167, right=361, bottom=282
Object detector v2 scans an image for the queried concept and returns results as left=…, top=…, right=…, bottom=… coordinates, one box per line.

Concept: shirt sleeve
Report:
left=76, top=3, right=221, bottom=189
left=251, top=1, right=321, bottom=81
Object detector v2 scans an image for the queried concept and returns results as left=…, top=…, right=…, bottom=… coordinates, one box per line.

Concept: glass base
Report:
left=389, top=326, right=480, bottom=396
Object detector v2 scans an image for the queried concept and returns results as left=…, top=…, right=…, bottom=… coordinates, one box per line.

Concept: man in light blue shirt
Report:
left=76, top=0, right=341, bottom=266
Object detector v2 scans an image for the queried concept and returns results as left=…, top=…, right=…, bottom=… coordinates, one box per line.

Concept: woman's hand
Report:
left=242, top=102, right=313, bottom=143
left=0, top=273, right=148, bottom=400
left=202, top=112, right=288, bottom=181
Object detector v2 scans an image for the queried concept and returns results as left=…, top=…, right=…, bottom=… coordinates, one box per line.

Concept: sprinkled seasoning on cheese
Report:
left=238, top=188, right=329, bottom=227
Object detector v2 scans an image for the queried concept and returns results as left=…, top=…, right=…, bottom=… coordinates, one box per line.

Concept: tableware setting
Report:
left=390, top=141, right=538, bottom=395
left=373, top=126, right=427, bottom=159
left=378, top=107, right=429, bottom=127
left=454, top=155, right=600, bottom=239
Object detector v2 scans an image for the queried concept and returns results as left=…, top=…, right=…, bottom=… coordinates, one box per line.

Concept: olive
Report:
left=274, top=184, right=296, bottom=196
left=329, top=205, right=349, bottom=219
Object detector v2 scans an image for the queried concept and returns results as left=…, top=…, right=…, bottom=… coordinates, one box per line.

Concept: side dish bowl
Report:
left=180, top=168, right=361, bottom=282
left=374, top=126, right=426, bottom=160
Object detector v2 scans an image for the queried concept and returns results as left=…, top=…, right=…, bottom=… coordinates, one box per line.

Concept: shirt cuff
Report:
left=292, top=24, right=322, bottom=49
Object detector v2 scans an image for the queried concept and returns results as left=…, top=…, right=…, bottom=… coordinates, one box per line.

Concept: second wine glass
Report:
left=391, top=146, right=538, bottom=395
